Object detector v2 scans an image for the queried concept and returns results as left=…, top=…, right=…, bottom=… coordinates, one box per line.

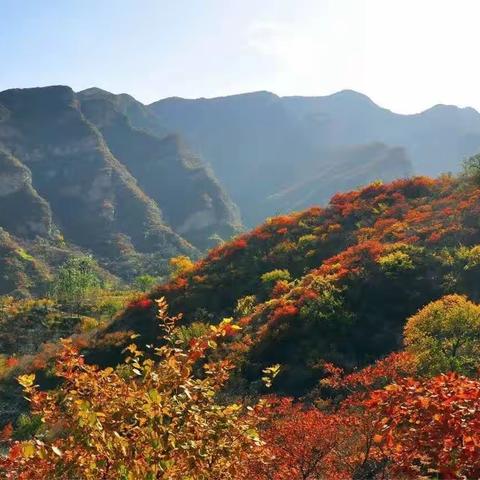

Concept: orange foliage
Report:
left=364, top=373, right=480, bottom=479
left=247, top=398, right=345, bottom=480
left=268, top=303, right=298, bottom=326
left=318, top=240, right=384, bottom=278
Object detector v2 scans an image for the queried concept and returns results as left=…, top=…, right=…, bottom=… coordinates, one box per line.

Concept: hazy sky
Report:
left=1, top=0, right=479, bottom=113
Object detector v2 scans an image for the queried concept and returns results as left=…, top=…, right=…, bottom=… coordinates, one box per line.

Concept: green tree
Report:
left=260, top=269, right=291, bottom=286
left=462, top=154, right=480, bottom=183
left=51, top=256, right=101, bottom=309
left=133, top=274, right=157, bottom=292
left=404, top=294, right=480, bottom=375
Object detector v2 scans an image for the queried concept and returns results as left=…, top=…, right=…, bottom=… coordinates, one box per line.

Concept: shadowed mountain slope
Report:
left=0, top=86, right=240, bottom=294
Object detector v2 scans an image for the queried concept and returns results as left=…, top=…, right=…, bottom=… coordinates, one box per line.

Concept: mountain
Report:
left=77, top=88, right=241, bottom=249
left=149, top=90, right=480, bottom=224
left=282, top=90, right=480, bottom=174
left=2, top=85, right=479, bottom=296
left=79, top=87, right=169, bottom=138
left=100, top=172, right=480, bottom=394
left=264, top=142, right=410, bottom=215
left=0, top=86, right=241, bottom=295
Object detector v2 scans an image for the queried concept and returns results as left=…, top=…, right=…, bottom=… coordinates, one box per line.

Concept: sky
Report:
left=0, top=0, right=479, bottom=114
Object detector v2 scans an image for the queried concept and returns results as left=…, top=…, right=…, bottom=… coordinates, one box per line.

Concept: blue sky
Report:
left=1, top=0, right=479, bottom=113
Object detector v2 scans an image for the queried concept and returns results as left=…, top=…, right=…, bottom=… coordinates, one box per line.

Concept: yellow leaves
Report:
left=244, top=427, right=261, bottom=444
left=222, top=404, right=242, bottom=416
left=385, top=384, right=400, bottom=392
left=3, top=298, right=266, bottom=480
left=18, top=373, right=36, bottom=389
left=167, top=355, right=178, bottom=370
left=123, top=343, right=142, bottom=358
left=148, top=389, right=160, bottom=403
left=169, top=255, right=194, bottom=278
left=210, top=317, right=242, bottom=338
left=262, top=364, right=281, bottom=388
left=22, top=442, right=35, bottom=458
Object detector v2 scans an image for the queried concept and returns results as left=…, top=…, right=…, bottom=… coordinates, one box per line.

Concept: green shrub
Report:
left=260, top=269, right=291, bottom=285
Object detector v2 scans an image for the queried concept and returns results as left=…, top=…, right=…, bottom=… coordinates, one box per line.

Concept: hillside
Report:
left=265, top=142, right=411, bottom=214
left=104, top=171, right=480, bottom=394
left=0, top=86, right=240, bottom=295
left=4, top=170, right=480, bottom=478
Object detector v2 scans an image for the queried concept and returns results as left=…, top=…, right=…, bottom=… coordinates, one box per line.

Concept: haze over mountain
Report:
left=151, top=89, right=480, bottom=224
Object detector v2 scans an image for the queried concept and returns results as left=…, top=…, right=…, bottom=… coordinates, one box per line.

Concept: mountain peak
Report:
left=421, top=103, right=480, bottom=117
left=0, top=85, right=76, bottom=114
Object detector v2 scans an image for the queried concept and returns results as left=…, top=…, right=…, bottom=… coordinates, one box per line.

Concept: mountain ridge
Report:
left=0, top=85, right=241, bottom=295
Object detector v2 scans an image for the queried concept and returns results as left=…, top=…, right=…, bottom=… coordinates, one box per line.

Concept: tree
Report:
left=50, top=256, right=101, bottom=310
left=169, top=255, right=194, bottom=278
left=260, top=269, right=291, bottom=285
left=404, top=294, right=480, bottom=375
left=247, top=398, right=343, bottom=480
left=0, top=298, right=266, bottom=479
left=462, top=153, right=480, bottom=183
left=133, top=274, right=156, bottom=292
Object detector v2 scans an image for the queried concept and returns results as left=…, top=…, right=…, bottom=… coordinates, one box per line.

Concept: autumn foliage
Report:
left=364, top=373, right=480, bottom=479
left=6, top=173, right=480, bottom=478
left=3, top=293, right=480, bottom=478
left=0, top=299, right=267, bottom=479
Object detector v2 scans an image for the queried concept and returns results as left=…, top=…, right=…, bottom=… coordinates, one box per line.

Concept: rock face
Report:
left=0, top=86, right=241, bottom=294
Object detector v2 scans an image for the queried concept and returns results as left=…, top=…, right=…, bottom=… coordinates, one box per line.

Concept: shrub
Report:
left=260, top=269, right=291, bottom=285
left=404, top=294, right=480, bottom=375
left=0, top=299, right=266, bottom=479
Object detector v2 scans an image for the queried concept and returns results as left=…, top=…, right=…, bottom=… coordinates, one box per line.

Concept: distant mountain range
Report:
left=1, top=85, right=479, bottom=295
left=150, top=90, right=480, bottom=224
